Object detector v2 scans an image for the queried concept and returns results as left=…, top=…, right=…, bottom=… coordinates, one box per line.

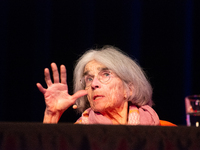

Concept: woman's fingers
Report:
left=45, top=63, right=67, bottom=85
left=51, top=62, right=59, bottom=83
left=60, top=65, right=67, bottom=84
left=44, top=68, right=52, bottom=87
left=36, top=83, right=46, bottom=94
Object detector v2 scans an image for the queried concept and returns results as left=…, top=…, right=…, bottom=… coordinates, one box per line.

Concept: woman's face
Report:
left=83, top=60, right=127, bottom=113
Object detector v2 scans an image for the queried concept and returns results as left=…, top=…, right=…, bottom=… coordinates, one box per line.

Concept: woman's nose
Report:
left=91, top=77, right=101, bottom=89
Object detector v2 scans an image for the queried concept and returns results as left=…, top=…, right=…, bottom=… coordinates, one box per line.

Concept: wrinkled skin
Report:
left=84, top=60, right=128, bottom=124
left=37, top=63, right=87, bottom=123
left=37, top=61, right=129, bottom=124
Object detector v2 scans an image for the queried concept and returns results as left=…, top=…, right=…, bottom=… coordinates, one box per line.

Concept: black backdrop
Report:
left=0, top=0, right=200, bottom=125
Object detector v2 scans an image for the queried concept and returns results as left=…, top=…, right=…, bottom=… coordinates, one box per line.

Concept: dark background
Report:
left=0, top=0, right=200, bottom=125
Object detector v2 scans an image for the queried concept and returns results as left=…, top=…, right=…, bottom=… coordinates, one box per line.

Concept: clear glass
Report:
left=185, top=95, right=200, bottom=127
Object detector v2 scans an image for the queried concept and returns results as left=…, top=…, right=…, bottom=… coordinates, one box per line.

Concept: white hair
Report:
left=73, top=45, right=153, bottom=113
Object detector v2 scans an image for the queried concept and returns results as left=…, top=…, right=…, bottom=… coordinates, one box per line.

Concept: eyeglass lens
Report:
left=83, top=70, right=111, bottom=87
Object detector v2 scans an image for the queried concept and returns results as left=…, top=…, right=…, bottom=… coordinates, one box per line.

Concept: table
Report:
left=0, top=122, right=199, bottom=150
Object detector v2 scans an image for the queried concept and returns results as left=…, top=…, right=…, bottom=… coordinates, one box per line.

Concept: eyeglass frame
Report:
left=80, top=68, right=114, bottom=89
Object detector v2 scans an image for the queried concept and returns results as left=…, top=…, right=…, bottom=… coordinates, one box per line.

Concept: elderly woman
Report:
left=37, top=46, right=174, bottom=125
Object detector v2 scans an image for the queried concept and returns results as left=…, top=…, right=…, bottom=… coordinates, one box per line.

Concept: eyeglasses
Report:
left=81, top=70, right=112, bottom=88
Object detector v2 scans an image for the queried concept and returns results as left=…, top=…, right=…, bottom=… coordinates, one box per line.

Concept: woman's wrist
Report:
left=43, top=109, right=63, bottom=123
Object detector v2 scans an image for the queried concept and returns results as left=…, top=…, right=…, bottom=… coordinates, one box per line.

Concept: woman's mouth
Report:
left=93, top=95, right=104, bottom=100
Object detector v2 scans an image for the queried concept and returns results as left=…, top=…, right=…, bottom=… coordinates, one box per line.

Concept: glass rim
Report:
left=80, top=70, right=112, bottom=87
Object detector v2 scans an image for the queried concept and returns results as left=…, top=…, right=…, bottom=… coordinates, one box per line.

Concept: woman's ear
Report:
left=128, top=83, right=134, bottom=97
left=124, top=83, right=134, bottom=99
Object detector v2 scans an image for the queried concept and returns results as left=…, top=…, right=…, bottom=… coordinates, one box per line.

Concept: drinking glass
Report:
left=185, top=95, right=200, bottom=127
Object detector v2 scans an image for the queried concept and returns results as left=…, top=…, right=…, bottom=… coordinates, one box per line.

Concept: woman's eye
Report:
left=103, top=72, right=110, bottom=77
left=85, top=77, right=93, bottom=82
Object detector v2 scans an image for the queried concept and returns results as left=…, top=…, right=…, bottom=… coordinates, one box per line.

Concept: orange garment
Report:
left=160, top=120, right=177, bottom=126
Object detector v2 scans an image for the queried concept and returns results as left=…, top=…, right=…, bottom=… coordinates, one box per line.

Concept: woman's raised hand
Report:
left=36, top=63, right=87, bottom=123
